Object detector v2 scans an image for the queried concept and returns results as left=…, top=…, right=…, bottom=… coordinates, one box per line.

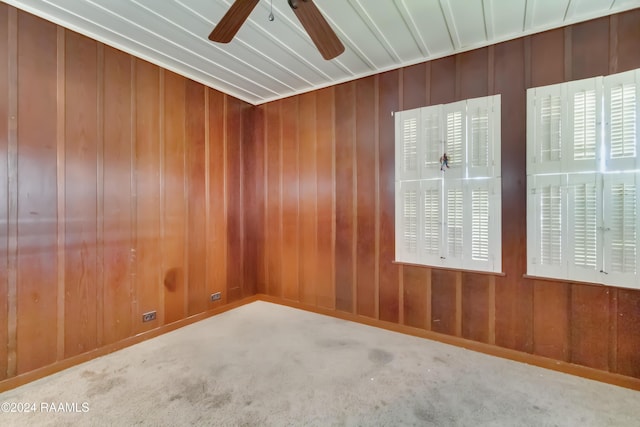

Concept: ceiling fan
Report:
left=208, top=0, right=345, bottom=60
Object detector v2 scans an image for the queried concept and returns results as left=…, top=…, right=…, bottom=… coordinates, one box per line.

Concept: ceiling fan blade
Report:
left=289, top=0, right=345, bottom=60
left=209, top=0, right=260, bottom=43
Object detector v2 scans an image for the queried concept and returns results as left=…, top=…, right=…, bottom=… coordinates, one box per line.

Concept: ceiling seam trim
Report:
left=175, top=0, right=324, bottom=86
left=394, top=0, right=431, bottom=57
left=81, top=0, right=280, bottom=96
left=438, top=0, right=460, bottom=50
left=348, top=0, right=401, bottom=63
left=33, top=0, right=263, bottom=102
left=131, top=0, right=298, bottom=93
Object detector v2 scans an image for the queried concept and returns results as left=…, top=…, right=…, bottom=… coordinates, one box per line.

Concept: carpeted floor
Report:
left=0, top=301, right=638, bottom=426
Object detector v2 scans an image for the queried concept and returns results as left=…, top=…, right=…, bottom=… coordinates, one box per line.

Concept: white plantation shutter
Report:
left=526, top=68, right=640, bottom=290
left=602, top=173, right=640, bottom=288
left=395, top=108, right=421, bottom=181
left=394, top=94, right=502, bottom=274
left=565, top=77, right=601, bottom=172
left=422, top=105, right=444, bottom=179
left=443, top=101, right=466, bottom=178
left=464, top=178, right=501, bottom=272
left=527, top=175, right=566, bottom=279
left=567, top=174, right=602, bottom=282
left=527, top=84, right=565, bottom=175
left=605, top=70, right=640, bottom=171
left=468, top=96, right=500, bottom=178
left=442, top=180, right=464, bottom=268
left=395, top=181, right=421, bottom=264
left=421, top=180, right=443, bottom=266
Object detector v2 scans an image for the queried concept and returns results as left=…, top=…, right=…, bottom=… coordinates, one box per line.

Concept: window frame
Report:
left=394, top=95, right=502, bottom=274
left=526, top=68, right=640, bottom=290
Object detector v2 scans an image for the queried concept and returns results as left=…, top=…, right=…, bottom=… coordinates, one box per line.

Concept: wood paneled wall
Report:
left=256, top=9, right=640, bottom=380
left=0, top=5, right=255, bottom=381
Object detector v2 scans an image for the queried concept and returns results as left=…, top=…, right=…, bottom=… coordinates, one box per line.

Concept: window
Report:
left=395, top=95, right=502, bottom=273
left=527, top=69, right=640, bottom=289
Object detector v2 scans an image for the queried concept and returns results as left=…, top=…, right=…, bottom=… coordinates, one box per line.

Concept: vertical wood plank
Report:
left=158, top=69, right=166, bottom=326
left=402, top=63, right=427, bottom=109
left=253, top=104, right=266, bottom=295
left=55, top=27, right=65, bottom=362
left=163, top=71, right=187, bottom=323
left=461, top=273, right=490, bottom=343
left=571, top=285, right=610, bottom=370
left=208, top=89, right=227, bottom=304
left=134, top=58, right=161, bottom=332
left=378, top=70, right=400, bottom=323
left=609, top=14, right=618, bottom=75
left=102, top=46, right=133, bottom=344
left=617, top=289, right=640, bottom=378
left=0, top=3, right=10, bottom=380
left=265, top=101, right=282, bottom=298
left=459, top=48, right=489, bottom=99
left=334, top=82, right=356, bottom=313
left=533, top=280, right=570, bottom=361
left=16, top=12, right=58, bottom=373
left=356, top=77, right=376, bottom=318
left=616, top=9, right=640, bottom=72
left=608, top=288, right=618, bottom=373
left=488, top=276, right=495, bottom=344
left=242, top=107, right=262, bottom=299
left=316, top=88, right=335, bottom=310
left=95, top=43, right=104, bottom=348
left=185, top=79, right=207, bottom=314
left=455, top=272, right=462, bottom=337
left=530, top=29, right=565, bottom=87
left=5, top=5, right=17, bottom=379
left=281, top=96, right=299, bottom=301
left=430, top=56, right=456, bottom=105
left=225, top=96, right=243, bottom=302
left=403, top=266, right=428, bottom=329
left=299, top=92, right=317, bottom=306
left=571, top=17, right=610, bottom=80
left=493, top=37, right=533, bottom=353
left=431, top=270, right=457, bottom=336
left=63, top=30, right=99, bottom=358
left=374, top=74, right=380, bottom=320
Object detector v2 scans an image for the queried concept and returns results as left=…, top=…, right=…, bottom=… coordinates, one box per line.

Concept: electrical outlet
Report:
left=142, top=311, right=156, bottom=322
left=210, top=292, right=222, bottom=302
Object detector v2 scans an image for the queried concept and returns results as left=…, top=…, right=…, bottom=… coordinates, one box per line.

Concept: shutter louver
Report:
left=572, top=182, right=598, bottom=268
left=470, top=108, right=489, bottom=169
left=423, top=185, right=440, bottom=257
left=471, top=188, right=489, bottom=262
left=404, top=117, right=418, bottom=174
left=605, top=70, right=639, bottom=172
left=446, top=187, right=464, bottom=260
left=395, top=109, right=421, bottom=181
left=610, top=83, right=636, bottom=160
left=446, top=111, right=463, bottom=168
left=527, top=85, right=564, bottom=175
left=541, top=94, right=563, bottom=164
left=423, top=107, right=442, bottom=178
left=540, top=184, right=563, bottom=266
left=573, top=90, right=597, bottom=161
left=403, top=187, right=419, bottom=257
left=443, top=101, right=466, bottom=178
left=609, top=182, right=636, bottom=274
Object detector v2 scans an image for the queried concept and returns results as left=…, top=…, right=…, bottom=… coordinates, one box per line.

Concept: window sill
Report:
left=522, top=274, right=638, bottom=290
left=393, top=260, right=506, bottom=277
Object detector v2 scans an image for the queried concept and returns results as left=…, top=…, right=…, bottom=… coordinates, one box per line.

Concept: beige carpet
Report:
left=0, top=301, right=638, bottom=426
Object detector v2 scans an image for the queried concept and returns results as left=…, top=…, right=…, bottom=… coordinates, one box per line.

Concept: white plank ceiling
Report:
left=3, top=0, right=639, bottom=105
